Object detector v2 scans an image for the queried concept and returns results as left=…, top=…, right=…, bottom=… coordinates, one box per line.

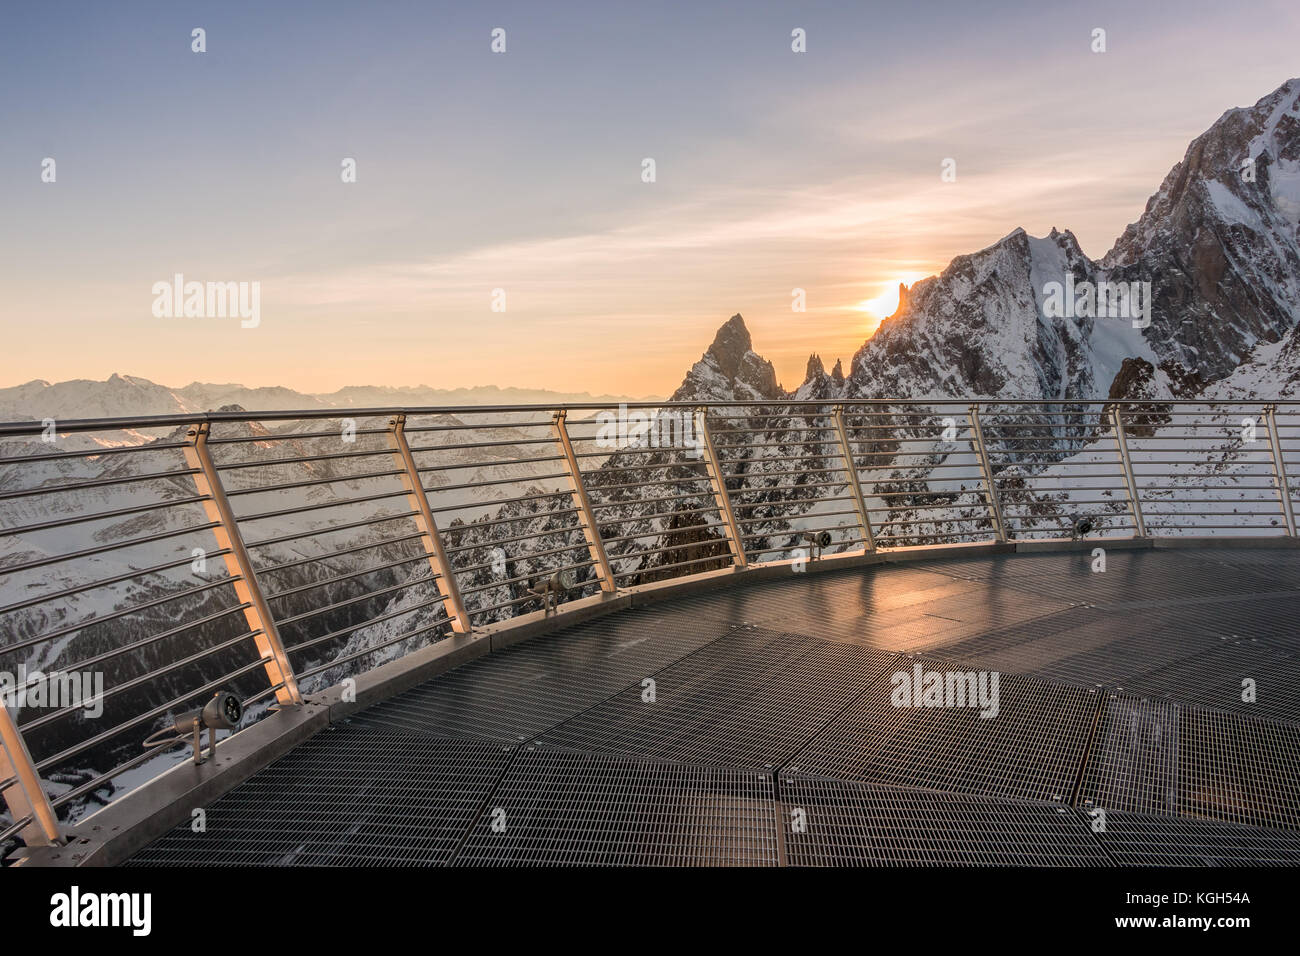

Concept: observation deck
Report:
left=2, top=400, right=1298, bottom=866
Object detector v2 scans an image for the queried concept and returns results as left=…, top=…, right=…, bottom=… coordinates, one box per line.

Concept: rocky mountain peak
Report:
left=704, top=314, right=756, bottom=380
left=893, top=282, right=909, bottom=317
left=671, top=314, right=781, bottom=402
left=1099, top=78, right=1300, bottom=382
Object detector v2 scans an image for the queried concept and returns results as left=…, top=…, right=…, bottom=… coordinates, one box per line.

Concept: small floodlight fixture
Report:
left=1069, top=514, right=1095, bottom=540
left=800, top=530, right=834, bottom=561
left=529, top=568, right=576, bottom=615
left=144, top=691, right=243, bottom=766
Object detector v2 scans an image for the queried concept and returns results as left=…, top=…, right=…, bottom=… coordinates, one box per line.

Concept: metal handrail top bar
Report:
left=3, top=398, right=1299, bottom=438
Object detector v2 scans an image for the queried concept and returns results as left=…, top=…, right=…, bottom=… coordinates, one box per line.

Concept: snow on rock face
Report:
left=1103, top=78, right=1300, bottom=382
left=742, top=79, right=1300, bottom=409
left=1202, top=320, right=1300, bottom=399
left=843, top=227, right=1152, bottom=402
left=670, top=314, right=782, bottom=403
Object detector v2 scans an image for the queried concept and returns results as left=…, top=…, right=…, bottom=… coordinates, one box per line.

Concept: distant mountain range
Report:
left=0, top=375, right=663, bottom=425
left=5, top=80, right=1299, bottom=428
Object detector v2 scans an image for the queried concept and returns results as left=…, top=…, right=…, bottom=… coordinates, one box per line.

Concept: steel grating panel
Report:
left=640, top=573, right=855, bottom=629
left=1079, top=695, right=1300, bottom=831
left=1082, top=808, right=1300, bottom=867
left=1127, top=592, right=1300, bottom=653
left=127, top=726, right=514, bottom=866
left=1007, top=616, right=1224, bottom=689
left=929, top=549, right=1272, bottom=609
left=928, top=607, right=1217, bottom=686
left=654, top=564, right=1014, bottom=649
left=914, top=605, right=1095, bottom=669
left=1115, top=638, right=1300, bottom=723
left=784, top=661, right=1099, bottom=804
left=665, top=564, right=1075, bottom=654
left=804, top=564, right=984, bottom=612
left=1030, top=620, right=1225, bottom=689
left=1106, top=589, right=1300, bottom=637
left=1210, top=594, right=1300, bottom=652
left=781, top=776, right=1110, bottom=866
left=1179, top=706, right=1300, bottom=831
left=535, top=627, right=897, bottom=770
left=920, top=577, right=1300, bottom=713
left=1077, top=695, right=1180, bottom=817
left=1165, top=547, right=1300, bottom=593
left=840, top=585, right=1076, bottom=654
left=352, top=609, right=732, bottom=742
left=453, top=748, right=778, bottom=866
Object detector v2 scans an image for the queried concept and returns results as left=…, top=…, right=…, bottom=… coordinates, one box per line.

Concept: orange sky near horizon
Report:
left=4, top=2, right=1297, bottom=399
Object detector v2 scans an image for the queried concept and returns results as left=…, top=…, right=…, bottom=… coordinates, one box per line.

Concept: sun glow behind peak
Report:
left=852, top=271, right=931, bottom=336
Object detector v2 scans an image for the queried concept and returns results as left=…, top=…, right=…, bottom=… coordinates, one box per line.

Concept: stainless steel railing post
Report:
left=1110, top=406, right=1148, bottom=538
left=551, top=409, right=617, bottom=592
left=388, top=414, right=473, bottom=631
left=831, top=405, right=875, bottom=551
left=967, top=404, right=1007, bottom=543
left=1263, top=405, right=1296, bottom=537
left=694, top=408, right=748, bottom=568
left=1, top=704, right=61, bottom=847
left=183, top=422, right=303, bottom=705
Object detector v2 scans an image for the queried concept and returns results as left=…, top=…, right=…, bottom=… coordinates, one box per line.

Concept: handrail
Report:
left=6, top=397, right=1300, bottom=438
left=2, top=396, right=1297, bottom=852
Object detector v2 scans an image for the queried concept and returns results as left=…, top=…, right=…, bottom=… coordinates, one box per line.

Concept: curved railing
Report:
left=2, top=397, right=1298, bottom=851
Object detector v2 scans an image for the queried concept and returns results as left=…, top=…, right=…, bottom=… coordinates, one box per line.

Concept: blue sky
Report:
left=2, top=0, right=1297, bottom=394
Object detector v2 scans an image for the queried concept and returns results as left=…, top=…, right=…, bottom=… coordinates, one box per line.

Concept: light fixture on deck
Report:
left=799, top=530, right=833, bottom=561
left=143, top=691, right=243, bottom=766
left=529, top=568, right=576, bottom=616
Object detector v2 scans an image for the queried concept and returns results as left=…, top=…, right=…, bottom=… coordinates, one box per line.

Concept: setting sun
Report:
left=852, top=272, right=932, bottom=334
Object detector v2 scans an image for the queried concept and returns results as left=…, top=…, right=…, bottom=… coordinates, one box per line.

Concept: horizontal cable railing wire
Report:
left=1, top=397, right=1297, bottom=853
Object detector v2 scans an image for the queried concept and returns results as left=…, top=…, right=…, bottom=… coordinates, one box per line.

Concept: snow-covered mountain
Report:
left=0, top=374, right=332, bottom=427
left=670, top=314, right=783, bottom=403
left=772, top=78, right=1300, bottom=408
left=839, top=227, right=1159, bottom=402
left=651, top=78, right=1300, bottom=558
left=1104, top=78, right=1300, bottom=382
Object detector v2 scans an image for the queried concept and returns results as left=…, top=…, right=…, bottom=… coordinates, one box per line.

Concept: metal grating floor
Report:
left=783, top=662, right=1099, bottom=804
left=928, top=548, right=1292, bottom=609
left=1178, top=706, right=1300, bottom=831
left=1086, top=809, right=1300, bottom=867
left=453, top=749, right=778, bottom=866
left=127, top=726, right=514, bottom=866
left=1115, top=638, right=1300, bottom=722
left=534, top=627, right=897, bottom=770
left=1077, top=695, right=1180, bottom=817
left=1079, top=694, right=1300, bottom=831
left=352, top=610, right=732, bottom=742
left=126, top=546, right=1300, bottom=866
left=780, top=776, right=1110, bottom=867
